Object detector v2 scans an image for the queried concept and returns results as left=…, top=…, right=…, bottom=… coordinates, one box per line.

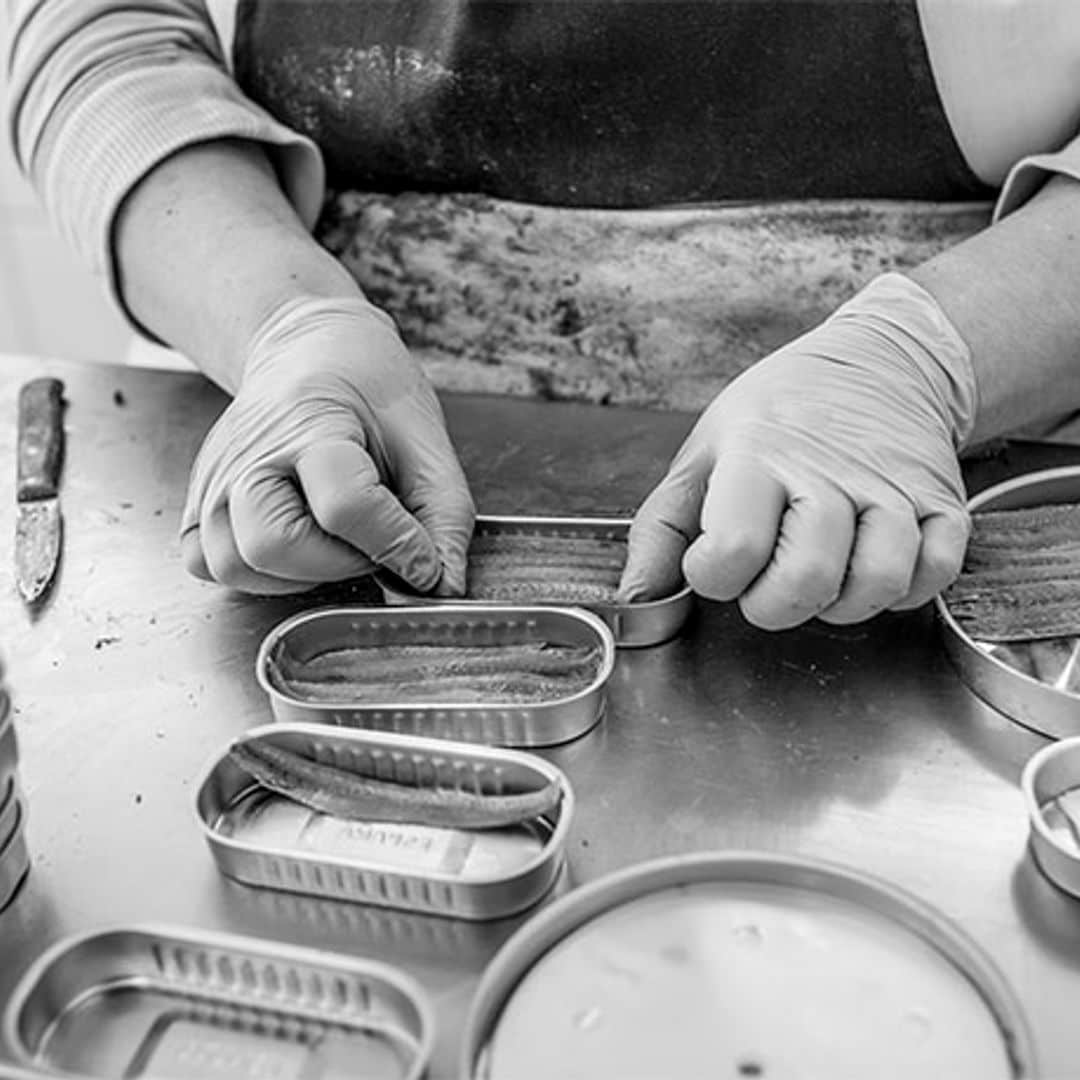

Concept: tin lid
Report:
left=935, top=466, right=1080, bottom=739
left=462, top=853, right=1034, bottom=1080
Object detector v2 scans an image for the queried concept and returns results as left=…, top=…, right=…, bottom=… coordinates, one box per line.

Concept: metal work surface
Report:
left=0, top=356, right=1079, bottom=1077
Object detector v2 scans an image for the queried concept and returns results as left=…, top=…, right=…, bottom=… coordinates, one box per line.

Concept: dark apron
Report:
left=234, top=0, right=990, bottom=206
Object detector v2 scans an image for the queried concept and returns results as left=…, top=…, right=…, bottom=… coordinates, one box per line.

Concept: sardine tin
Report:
left=378, top=515, right=694, bottom=648
left=195, top=723, right=574, bottom=921
left=2, top=925, right=434, bottom=1080
left=257, top=604, right=614, bottom=748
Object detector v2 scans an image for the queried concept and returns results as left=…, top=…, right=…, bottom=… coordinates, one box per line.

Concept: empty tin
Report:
left=461, top=852, right=1035, bottom=1079
left=195, top=724, right=574, bottom=921
left=257, top=604, right=614, bottom=747
left=379, top=515, right=693, bottom=648
left=936, top=466, right=1080, bottom=739
left=3, top=925, right=434, bottom=1080
left=1021, top=735, right=1080, bottom=900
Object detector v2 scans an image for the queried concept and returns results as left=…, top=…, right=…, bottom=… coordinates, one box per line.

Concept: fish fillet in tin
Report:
left=257, top=604, right=614, bottom=747
left=2, top=925, right=433, bottom=1080
left=195, top=723, right=574, bottom=921
left=936, top=466, right=1080, bottom=739
left=379, top=515, right=693, bottom=647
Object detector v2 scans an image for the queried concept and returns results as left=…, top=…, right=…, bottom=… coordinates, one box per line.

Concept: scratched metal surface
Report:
left=0, top=356, right=1079, bottom=1078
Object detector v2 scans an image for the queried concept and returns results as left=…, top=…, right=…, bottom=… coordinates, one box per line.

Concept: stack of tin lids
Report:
left=0, top=669, right=29, bottom=914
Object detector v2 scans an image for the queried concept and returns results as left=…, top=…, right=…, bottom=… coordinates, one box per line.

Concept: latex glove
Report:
left=180, top=296, right=475, bottom=595
left=619, top=273, right=976, bottom=629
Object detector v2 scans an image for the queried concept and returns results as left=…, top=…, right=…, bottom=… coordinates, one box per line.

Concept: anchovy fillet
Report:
left=944, top=504, right=1080, bottom=641
left=229, top=741, right=561, bottom=829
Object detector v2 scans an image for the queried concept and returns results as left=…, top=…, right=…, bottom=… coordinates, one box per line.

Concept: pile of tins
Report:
left=0, top=663, right=28, bottom=914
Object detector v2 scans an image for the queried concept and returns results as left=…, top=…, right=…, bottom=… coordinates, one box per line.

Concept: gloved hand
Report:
left=619, top=273, right=977, bottom=629
left=180, top=295, right=475, bottom=595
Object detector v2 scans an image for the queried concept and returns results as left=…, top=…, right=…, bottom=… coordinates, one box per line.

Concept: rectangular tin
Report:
left=257, top=604, right=614, bottom=747
left=2, top=925, right=433, bottom=1080
left=195, top=723, right=573, bottom=922
left=379, top=515, right=693, bottom=648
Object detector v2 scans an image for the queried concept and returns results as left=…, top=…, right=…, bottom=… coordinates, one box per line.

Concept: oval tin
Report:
left=195, top=723, right=574, bottom=921
left=3, top=925, right=434, bottom=1080
left=378, top=515, right=693, bottom=648
left=460, top=852, right=1036, bottom=1080
left=257, top=604, right=614, bottom=748
left=1021, top=735, right=1080, bottom=899
left=935, top=466, right=1080, bottom=739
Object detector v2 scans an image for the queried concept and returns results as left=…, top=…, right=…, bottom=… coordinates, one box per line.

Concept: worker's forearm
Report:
left=910, top=174, right=1080, bottom=448
left=114, top=138, right=361, bottom=393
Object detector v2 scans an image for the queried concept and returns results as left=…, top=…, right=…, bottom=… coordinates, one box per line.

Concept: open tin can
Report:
left=195, top=723, right=573, bottom=921
left=460, top=852, right=1036, bottom=1079
left=257, top=604, right=613, bottom=747
left=1021, top=735, right=1080, bottom=899
left=936, top=466, right=1080, bottom=739
left=2, top=925, right=434, bottom=1080
left=379, top=515, right=693, bottom=648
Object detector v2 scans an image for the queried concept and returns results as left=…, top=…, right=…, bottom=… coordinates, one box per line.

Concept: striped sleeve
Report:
left=4, top=0, right=324, bottom=312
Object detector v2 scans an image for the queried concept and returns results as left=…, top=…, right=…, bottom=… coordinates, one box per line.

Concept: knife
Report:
left=15, top=377, right=66, bottom=606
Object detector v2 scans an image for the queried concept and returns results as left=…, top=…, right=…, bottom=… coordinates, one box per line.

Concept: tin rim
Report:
left=459, top=851, right=1037, bottom=1079
left=256, top=603, right=616, bottom=714
left=934, top=465, right=1080, bottom=739
left=1020, top=736, right=1080, bottom=895
left=194, top=722, right=576, bottom=889
left=3, top=923, right=436, bottom=1079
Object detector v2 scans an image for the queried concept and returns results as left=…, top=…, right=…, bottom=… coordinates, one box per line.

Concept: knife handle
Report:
left=17, top=377, right=66, bottom=502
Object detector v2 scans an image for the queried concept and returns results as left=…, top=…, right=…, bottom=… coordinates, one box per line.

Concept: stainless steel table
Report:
left=0, top=355, right=1079, bottom=1078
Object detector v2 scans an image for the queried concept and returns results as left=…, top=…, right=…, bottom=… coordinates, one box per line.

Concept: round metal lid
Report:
left=935, top=465, right=1080, bottom=739
left=462, top=853, right=1035, bottom=1079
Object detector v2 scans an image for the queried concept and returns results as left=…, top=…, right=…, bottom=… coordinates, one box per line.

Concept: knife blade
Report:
left=15, top=377, right=66, bottom=606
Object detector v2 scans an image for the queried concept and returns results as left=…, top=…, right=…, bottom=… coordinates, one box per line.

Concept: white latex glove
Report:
left=180, top=296, right=475, bottom=595
left=619, top=273, right=977, bottom=629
